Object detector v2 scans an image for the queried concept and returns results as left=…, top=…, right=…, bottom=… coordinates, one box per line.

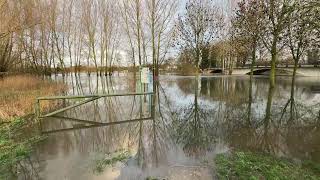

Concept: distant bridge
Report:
left=203, top=66, right=320, bottom=77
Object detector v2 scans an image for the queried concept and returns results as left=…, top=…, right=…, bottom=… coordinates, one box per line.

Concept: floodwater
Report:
left=21, top=74, right=320, bottom=180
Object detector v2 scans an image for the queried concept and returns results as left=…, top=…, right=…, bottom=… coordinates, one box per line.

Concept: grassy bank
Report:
left=0, top=118, right=46, bottom=179
left=215, top=151, right=320, bottom=180
left=0, top=75, right=66, bottom=121
left=0, top=75, right=66, bottom=179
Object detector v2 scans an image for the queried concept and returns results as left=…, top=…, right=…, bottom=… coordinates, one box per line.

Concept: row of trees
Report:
left=1, top=0, right=318, bottom=79
left=0, top=0, right=177, bottom=75
left=175, top=0, right=319, bottom=83
left=233, top=0, right=319, bottom=87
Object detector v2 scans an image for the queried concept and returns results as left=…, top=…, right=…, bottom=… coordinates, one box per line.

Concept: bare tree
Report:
left=147, top=0, right=177, bottom=77
left=283, top=0, right=317, bottom=117
left=123, top=0, right=145, bottom=68
left=65, top=0, right=75, bottom=72
left=0, top=0, right=26, bottom=72
left=98, top=0, right=120, bottom=75
left=81, top=0, right=99, bottom=75
left=135, top=0, right=143, bottom=66
left=260, top=0, right=294, bottom=87
left=175, top=0, right=224, bottom=71
left=232, top=0, right=264, bottom=76
left=120, top=0, right=137, bottom=68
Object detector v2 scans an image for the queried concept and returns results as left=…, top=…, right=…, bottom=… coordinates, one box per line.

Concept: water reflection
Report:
left=171, top=76, right=216, bottom=157
left=17, top=74, right=320, bottom=179
left=171, top=76, right=320, bottom=161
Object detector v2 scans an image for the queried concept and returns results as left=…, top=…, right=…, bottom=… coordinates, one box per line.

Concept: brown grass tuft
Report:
left=0, top=75, right=66, bottom=120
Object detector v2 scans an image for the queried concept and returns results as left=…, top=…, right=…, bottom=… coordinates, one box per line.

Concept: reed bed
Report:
left=0, top=75, right=66, bottom=120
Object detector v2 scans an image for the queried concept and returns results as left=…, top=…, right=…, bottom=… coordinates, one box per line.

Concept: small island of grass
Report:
left=215, top=151, right=320, bottom=180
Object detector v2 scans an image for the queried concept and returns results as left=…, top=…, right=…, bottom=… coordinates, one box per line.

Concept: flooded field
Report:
left=20, top=74, right=320, bottom=180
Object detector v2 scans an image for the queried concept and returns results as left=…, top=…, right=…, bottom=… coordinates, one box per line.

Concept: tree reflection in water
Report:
left=173, top=76, right=320, bottom=162
left=171, top=76, right=215, bottom=157
left=13, top=74, right=320, bottom=179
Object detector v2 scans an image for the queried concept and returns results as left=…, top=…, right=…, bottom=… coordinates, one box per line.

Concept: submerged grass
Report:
left=0, top=118, right=46, bottom=179
left=215, top=151, right=320, bottom=180
left=145, top=177, right=160, bottom=180
left=93, top=150, right=131, bottom=174
left=0, top=75, right=66, bottom=120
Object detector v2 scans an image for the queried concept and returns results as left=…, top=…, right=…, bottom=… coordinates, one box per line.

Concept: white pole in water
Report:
left=222, top=58, right=225, bottom=74
left=139, top=66, right=143, bottom=119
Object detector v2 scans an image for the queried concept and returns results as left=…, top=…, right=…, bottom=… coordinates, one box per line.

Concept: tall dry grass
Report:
left=0, top=75, right=66, bottom=120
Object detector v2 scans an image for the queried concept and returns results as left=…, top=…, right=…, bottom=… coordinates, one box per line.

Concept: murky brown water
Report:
left=20, top=74, right=320, bottom=179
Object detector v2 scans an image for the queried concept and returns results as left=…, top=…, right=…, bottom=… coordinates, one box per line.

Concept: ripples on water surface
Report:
left=23, top=74, right=320, bottom=179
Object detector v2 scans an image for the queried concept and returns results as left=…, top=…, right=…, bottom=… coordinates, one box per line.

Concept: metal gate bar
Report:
left=41, top=117, right=153, bottom=134
left=36, top=92, right=153, bottom=118
left=49, top=115, right=106, bottom=125
left=41, top=97, right=101, bottom=118
left=37, top=92, right=153, bottom=100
